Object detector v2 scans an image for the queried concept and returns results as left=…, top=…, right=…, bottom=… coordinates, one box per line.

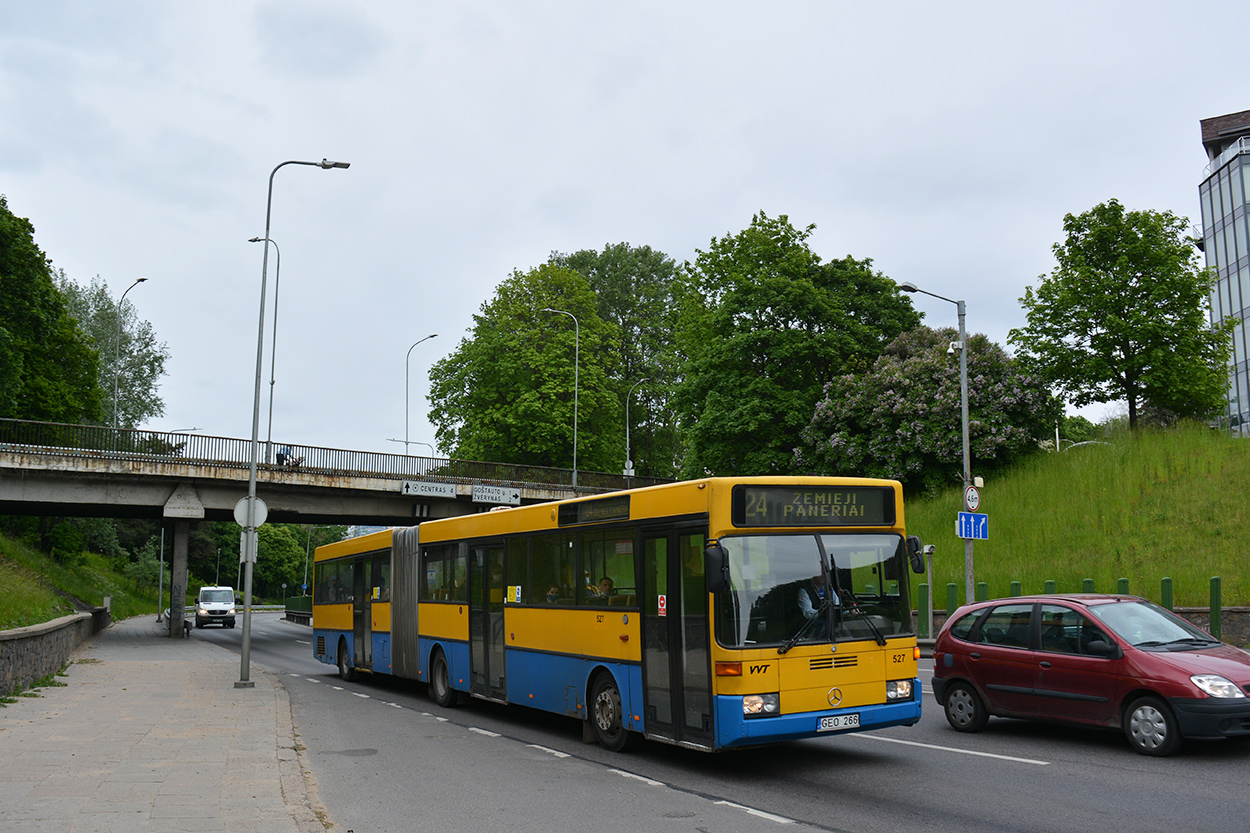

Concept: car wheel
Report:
left=337, top=639, right=355, bottom=682
left=429, top=650, right=457, bottom=708
left=944, top=681, right=989, bottom=732
left=1124, top=695, right=1182, bottom=756
left=590, top=672, right=640, bottom=752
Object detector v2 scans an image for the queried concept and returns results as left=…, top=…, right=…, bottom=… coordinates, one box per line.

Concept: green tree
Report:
left=1009, top=200, right=1231, bottom=430
left=56, top=272, right=169, bottom=428
left=254, top=523, right=304, bottom=599
left=428, top=263, right=622, bottom=473
left=796, top=326, right=1060, bottom=494
left=675, top=212, right=921, bottom=476
left=0, top=195, right=103, bottom=423
left=550, top=244, right=683, bottom=477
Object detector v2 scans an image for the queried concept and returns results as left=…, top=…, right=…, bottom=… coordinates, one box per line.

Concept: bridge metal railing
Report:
left=0, top=418, right=668, bottom=494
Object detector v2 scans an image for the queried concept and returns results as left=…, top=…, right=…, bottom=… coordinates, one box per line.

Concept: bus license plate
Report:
left=818, top=713, right=860, bottom=732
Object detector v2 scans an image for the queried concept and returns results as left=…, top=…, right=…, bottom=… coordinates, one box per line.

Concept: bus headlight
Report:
left=886, top=680, right=913, bottom=701
left=743, top=693, right=780, bottom=717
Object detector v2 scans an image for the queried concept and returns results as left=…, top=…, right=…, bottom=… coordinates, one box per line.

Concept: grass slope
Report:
left=0, top=535, right=159, bottom=629
left=905, top=424, right=1249, bottom=608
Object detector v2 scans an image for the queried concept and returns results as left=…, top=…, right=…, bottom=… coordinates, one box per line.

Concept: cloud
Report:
left=253, top=1, right=383, bottom=78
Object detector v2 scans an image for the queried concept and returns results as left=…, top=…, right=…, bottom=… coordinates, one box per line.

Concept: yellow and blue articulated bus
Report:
left=312, top=476, right=926, bottom=752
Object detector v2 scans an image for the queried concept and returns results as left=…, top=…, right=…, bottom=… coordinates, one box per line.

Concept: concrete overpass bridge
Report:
left=0, top=418, right=666, bottom=636
left=0, top=418, right=663, bottom=525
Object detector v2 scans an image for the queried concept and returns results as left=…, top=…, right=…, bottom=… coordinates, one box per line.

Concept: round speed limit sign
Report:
left=964, top=485, right=981, bottom=512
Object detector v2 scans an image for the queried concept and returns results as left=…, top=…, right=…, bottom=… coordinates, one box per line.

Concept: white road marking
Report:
left=526, top=744, right=570, bottom=758
left=352, top=692, right=370, bottom=699
left=469, top=727, right=501, bottom=737
left=609, top=769, right=664, bottom=787
left=853, top=733, right=1050, bottom=765
left=714, top=800, right=795, bottom=824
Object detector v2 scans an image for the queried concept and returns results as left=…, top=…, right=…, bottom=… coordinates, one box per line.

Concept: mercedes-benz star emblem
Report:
left=827, top=688, right=843, bottom=707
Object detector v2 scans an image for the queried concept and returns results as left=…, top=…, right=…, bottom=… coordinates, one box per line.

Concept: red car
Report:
left=931, top=594, right=1250, bottom=756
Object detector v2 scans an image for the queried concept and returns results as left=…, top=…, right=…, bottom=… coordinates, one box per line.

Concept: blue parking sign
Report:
left=957, top=512, right=988, bottom=540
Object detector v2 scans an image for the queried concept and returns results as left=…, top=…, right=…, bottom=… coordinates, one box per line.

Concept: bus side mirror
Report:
left=906, top=536, right=927, bottom=574
left=705, top=541, right=729, bottom=593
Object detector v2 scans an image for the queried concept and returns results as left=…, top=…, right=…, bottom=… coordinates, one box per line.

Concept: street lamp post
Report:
left=239, top=158, right=349, bottom=689
left=404, top=334, right=438, bottom=455
left=113, top=277, right=148, bottom=429
left=624, top=377, right=649, bottom=476
left=899, top=281, right=972, bottom=603
left=247, top=237, right=281, bottom=462
left=541, top=308, right=579, bottom=487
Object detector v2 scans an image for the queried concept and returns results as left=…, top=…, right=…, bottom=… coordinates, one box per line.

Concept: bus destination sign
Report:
left=558, top=495, right=631, bottom=526
left=732, top=485, right=893, bottom=527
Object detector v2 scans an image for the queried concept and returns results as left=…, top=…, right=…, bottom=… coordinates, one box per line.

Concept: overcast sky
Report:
left=2, top=2, right=1244, bottom=461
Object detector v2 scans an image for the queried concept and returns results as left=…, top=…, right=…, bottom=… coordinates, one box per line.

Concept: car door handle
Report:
left=1039, top=661, right=1052, bottom=668
left=970, top=652, right=981, bottom=660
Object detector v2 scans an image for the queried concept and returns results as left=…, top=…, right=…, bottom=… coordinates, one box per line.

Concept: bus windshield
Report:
left=715, top=533, right=912, bottom=649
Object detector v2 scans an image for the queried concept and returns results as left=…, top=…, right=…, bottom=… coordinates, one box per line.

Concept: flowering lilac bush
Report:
left=795, top=326, right=1060, bottom=494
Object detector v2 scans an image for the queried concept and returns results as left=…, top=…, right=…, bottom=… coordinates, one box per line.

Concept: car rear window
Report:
left=948, top=610, right=982, bottom=641
left=978, top=603, right=1033, bottom=648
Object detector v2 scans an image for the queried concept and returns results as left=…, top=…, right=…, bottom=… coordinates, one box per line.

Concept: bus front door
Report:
left=641, top=529, right=713, bottom=748
left=469, top=542, right=507, bottom=701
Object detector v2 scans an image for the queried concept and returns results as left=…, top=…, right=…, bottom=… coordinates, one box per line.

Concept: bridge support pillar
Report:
left=169, top=520, right=189, bottom=638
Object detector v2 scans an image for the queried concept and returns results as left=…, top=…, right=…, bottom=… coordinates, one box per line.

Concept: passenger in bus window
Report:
left=547, top=586, right=560, bottom=604
left=798, top=573, right=836, bottom=636
left=597, top=577, right=615, bottom=599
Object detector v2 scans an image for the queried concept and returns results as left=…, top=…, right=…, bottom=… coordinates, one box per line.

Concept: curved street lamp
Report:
left=248, top=237, right=281, bottom=462
left=899, top=281, right=972, bottom=603
left=624, top=377, right=649, bottom=476
left=113, top=277, right=148, bottom=429
left=240, top=158, right=349, bottom=688
left=405, top=334, right=438, bottom=455
left=541, top=307, right=579, bottom=487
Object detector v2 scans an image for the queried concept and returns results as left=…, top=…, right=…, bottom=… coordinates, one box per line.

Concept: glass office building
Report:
left=1199, top=110, right=1250, bottom=434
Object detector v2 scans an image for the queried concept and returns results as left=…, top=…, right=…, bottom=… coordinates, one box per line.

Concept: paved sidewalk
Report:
left=0, top=615, right=329, bottom=833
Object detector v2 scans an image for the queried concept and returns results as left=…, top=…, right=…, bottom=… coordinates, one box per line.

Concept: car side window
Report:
left=976, top=603, right=1033, bottom=648
left=1039, top=605, right=1080, bottom=653
left=1039, top=604, right=1112, bottom=655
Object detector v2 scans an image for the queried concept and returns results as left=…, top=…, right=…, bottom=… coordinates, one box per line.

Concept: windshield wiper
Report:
left=778, top=594, right=834, bottom=655
left=1164, top=636, right=1222, bottom=648
left=845, top=599, right=888, bottom=646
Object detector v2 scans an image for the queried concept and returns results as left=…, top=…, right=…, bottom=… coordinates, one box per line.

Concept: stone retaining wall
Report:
left=0, top=608, right=110, bottom=696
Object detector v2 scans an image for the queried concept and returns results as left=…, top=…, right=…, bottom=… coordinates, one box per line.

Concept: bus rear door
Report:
left=469, top=541, right=507, bottom=701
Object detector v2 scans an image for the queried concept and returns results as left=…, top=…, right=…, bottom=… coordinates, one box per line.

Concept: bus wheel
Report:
left=430, top=650, right=457, bottom=708
left=590, top=673, right=639, bottom=752
left=337, top=638, right=355, bottom=682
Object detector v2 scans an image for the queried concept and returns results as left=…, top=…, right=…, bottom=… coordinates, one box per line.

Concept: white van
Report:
left=195, top=586, right=237, bottom=628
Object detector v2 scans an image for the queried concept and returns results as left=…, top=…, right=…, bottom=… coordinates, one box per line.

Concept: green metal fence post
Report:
left=1082, top=578, right=1095, bottom=593
left=1160, top=577, right=1173, bottom=611
left=1044, top=579, right=1056, bottom=594
left=1009, top=581, right=1022, bottom=597
left=1116, top=577, right=1129, bottom=595
left=1210, top=576, right=1222, bottom=640
left=947, top=583, right=958, bottom=614
left=919, top=583, right=930, bottom=639
left=976, top=581, right=988, bottom=602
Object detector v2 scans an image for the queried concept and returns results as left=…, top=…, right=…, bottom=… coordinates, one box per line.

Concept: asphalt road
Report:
left=196, top=614, right=1250, bottom=833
